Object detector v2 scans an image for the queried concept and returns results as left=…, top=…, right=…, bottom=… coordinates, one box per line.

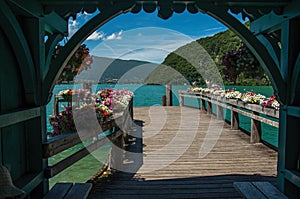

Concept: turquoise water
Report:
left=46, top=84, right=278, bottom=186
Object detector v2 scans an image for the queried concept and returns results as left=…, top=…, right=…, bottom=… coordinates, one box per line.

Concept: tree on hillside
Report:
left=221, top=42, right=270, bottom=85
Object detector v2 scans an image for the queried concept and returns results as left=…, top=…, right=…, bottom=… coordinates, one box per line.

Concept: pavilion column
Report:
left=277, top=17, right=300, bottom=198
left=22, top=17, right=49, bottom=196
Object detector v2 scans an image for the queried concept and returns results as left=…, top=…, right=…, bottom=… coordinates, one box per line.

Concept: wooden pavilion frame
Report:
left=0, top=0, right=300, bottom=198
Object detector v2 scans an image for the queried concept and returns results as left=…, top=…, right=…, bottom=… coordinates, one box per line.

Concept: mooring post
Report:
left=166, top=84, right=172, bottom=106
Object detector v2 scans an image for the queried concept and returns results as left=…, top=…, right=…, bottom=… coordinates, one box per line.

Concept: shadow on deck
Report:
left=88, top=106, right=278, bottom=199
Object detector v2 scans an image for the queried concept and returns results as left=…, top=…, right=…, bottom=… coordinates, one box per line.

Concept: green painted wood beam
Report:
left=44, top=34, right=64, bottom=79
left=43, top=12, right=68, bottom=35
left=277, top=106, right=287, bottom=192
left=41, top=0, right=289, bottom=6
left=281, top=18, right=300, bottom=104
left=251, top=0, right=300, bottom=35
left=198, top=6, right=286, bottom=103
left=40, top=0, right=289, bottom=20
left=42, top=2, right=135, bottom=104
left=290, top=52, right=300, bottom=104
left=0, top=0, right=37, bottom=105
left=256, top=34, right=280, bottom=68
left=251, top=12, right=286, bottom=35
left=0, top=107, right=41, bottom=128
left=7, top=0, right=43, bottom=17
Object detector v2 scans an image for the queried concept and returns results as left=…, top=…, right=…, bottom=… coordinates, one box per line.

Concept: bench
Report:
left=233, top=182, right=288, bottom=199
left=43, top=183, right=92, bottom=199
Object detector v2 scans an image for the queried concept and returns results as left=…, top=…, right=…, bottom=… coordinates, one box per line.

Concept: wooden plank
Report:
left=43, top=119, right=116, bottom=158
left=45, top=130, right=122, bottom=178
left=90, top=107, right=278, bottom=199
left=233, top=182, right=267, bottom=199
left=43, top=183, right=73, bottom=199
left=252, top=182, right=288, bottom=199
left=283, top=169, right=300, bottom=188
left=0, top=107, right=40, bottom=128
left=64, top=183, right=92, bottom=199
left=15, top=172, right=44, bottom=196
left=287, top=105, right=300, bottom=117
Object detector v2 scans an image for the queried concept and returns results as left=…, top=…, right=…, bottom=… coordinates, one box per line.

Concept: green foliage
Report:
left=161, top=22, right=270, bottom=86
left=53, top=44, right=93, bottom=83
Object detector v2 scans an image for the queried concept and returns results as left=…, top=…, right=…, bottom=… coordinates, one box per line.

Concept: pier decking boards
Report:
left=88, top=106, right=278, bottom=198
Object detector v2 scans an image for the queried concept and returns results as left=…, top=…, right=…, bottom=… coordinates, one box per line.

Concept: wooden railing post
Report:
left=179, top=94, right=184, bottom=106
left=231, top=107, right=239, bottom=130
left=217, top=105, right=223, bottom=120
left=207, top=101, right=212, bottom=114
left=162, top=95, right=166, bottom=106
left=251, top=111, right=262, bottom=143
left=201, top=99, right=206, bottom=111
left=178, top=90, right=279, bottom=146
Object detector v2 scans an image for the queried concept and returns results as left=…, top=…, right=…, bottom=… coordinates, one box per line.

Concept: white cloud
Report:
left=203, top=27, right=223, bottom=32
left=91, top=27, right=193, bottom=63
left=105, top=30, right=123, bottom=40
left=87, top=31, right=104, bottom=41
left=68, top=20, right=79, bottom=37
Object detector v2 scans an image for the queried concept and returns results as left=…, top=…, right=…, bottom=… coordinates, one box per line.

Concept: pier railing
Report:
left=179, top=90, right=279, bottom=146
left=43, top=98, right=133, bottom=179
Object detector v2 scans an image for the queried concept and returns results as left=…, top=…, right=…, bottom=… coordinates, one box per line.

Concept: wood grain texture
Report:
left=88, top=107, right=278, bottom=199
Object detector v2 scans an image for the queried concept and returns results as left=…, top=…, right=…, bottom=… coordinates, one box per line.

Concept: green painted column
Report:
left=277, top=17, right=300, bottom=198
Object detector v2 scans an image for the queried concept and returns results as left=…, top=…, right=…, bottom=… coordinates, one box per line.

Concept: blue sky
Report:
left=68, top=10, right=243, bottom=63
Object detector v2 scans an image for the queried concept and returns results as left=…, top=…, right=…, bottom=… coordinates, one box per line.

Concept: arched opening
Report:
left=1, top=1, right=300, bottom=198
left=45, top=0, right=282, bottom=194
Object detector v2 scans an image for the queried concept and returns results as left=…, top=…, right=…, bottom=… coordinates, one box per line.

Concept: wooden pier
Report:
left=88, top=106, right=278, bottom=198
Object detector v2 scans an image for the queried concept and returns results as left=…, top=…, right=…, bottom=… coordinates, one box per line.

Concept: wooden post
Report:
left=201, top=99, right=206, bottom=111
left=231, top=107, right=239, bottom=130
left=217, top=105, right=223, bottom=120
left=82, top=82, right=92, bottom=92
left=166, top=84, right=172, bottom=106
left=179, top=94, right=184, bottom=106
left=162, top=95, right=166, bottom=106
left=53, top=95, right=59, bottom=115
left=251, top=111, right=262, bottom=143
left=207, top=101, right=212, bottom=114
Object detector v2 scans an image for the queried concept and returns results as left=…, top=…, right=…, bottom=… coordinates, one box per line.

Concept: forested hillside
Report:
left=151, top=23, right=270, bottom=86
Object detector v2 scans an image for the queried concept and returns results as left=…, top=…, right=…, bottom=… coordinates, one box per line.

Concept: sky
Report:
left=68, top=10, right=244, bottom=63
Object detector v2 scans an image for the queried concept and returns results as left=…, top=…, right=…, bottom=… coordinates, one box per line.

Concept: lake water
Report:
left=47, top=84, right=277, bottom=186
